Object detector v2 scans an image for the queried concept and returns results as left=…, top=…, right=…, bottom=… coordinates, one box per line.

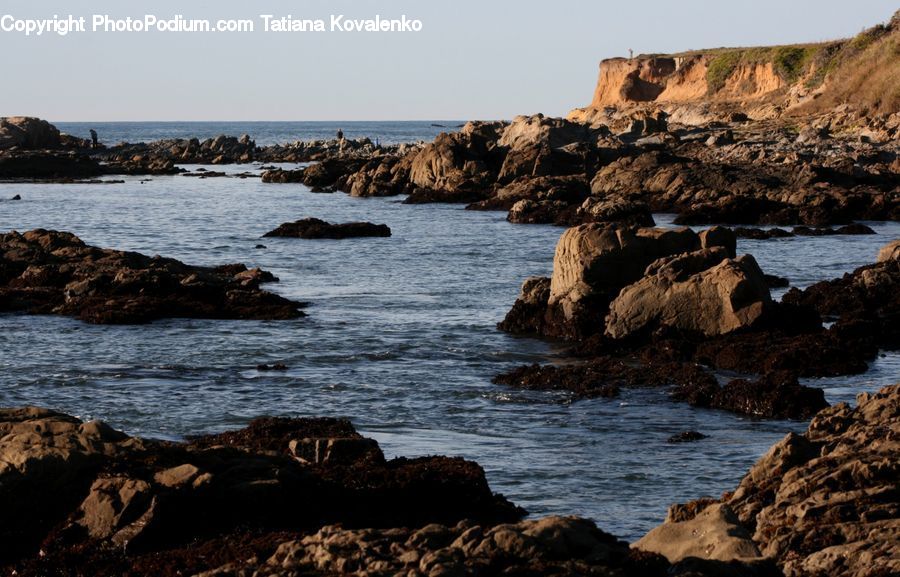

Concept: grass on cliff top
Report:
left=797, top=21, right=900, bottom=116
left=699, top=44, right=823, bottom=94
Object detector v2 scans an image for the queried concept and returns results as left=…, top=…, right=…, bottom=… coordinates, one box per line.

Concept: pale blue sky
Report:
left=1, top=0, right=896, bottom=121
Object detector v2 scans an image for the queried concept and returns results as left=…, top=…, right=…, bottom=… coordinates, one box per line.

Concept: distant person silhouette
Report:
left=89, top=129, right=98, bottom=148
left=629, top=48, right=633, bottom=60
left=336, top=129, right=344, bottom=140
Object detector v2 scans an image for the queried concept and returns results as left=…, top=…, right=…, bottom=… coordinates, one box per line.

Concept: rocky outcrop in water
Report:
left=499, top=224, right=735, bottom=339
left=263, top=218, right=391, bottom=239
left=637, top=383, right=900, bottom=577
left=0, top=229, right=304, bottom=323
left=495, top=221, right=897, bottom=418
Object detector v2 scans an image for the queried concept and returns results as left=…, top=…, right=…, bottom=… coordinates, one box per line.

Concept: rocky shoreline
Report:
left=1, top=11, right=899, bottom=577
left=1, top=384, right=896, bottom=576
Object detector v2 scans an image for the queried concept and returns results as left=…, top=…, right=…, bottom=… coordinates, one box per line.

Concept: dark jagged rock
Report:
left=667, top=431, right=708, bottom=443
left=640, top=384, right=900, bottom=577
left=403, top=186, right=491, bottom=204
left=0, top=408, right=524, bottom=575
left=0, top=229, right=304, bottom=324
left=0, top=150, right=104, bottom=179
left=783, top=257, right=900, bottom=350
left=674, top=370, right=828, bottom=420
left=262, top=218, right=391, bottom=239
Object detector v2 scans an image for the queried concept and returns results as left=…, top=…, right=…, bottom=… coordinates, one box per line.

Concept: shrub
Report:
left=706, top=51, right=742, bottom=94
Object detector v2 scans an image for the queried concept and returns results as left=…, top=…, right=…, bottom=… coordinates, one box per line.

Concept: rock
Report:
left=0, top=409, right=525, bottom=572
left=201, top=516, right=647, bottom=577
left=699, top=226, right=737, bottom=259
left=260, top=168, right=304, bottom=183
left=634, top=503, right=763, bottom=563
left=0, top=117, right=61, bottom=150
left=605, top=251, right=772, bottom=339
left=10, top=194, right=21, bottom=200
left=577, top=196, right=655, bottom=227
left=734, top=227, right=793, bottom=240
left=498, top=114, right=596, bottom=150
left=667, top=431, right=708, bottom=443
left=496, top=276, right=552, bottom=335
left=262, top=218, right=391, bottom=239
left=408, top=122, right=506, bottom=195
left=724, top=385, right=900, bottom=577
left=877, top=239, right=900, bottom=262
left=0, top=150, right=103, bottom=179
left=467, top=175, right=589, bottom=220
left=783, top=258, right=900, bottom=350
left=342, top=154, right=414, bottom=197
left=0, top=229, right=304, bottom=324
left=500, top=224, right=739, bottom=339
left=675, top=370, right=828, bottom=419
left=547, top=224, right=701, bottom=338
left=706, top=130, right=734, bottom=146
left=763, top=273, right=790, bottom=288
left=256, top=363, right=287, bottom=371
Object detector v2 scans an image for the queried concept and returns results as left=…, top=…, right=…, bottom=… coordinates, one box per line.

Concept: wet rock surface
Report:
left=0, top=229, right=304, bottom=323
left=640, top=384, right=900, bottom=577
left=263, top=218, right=392, bottom=239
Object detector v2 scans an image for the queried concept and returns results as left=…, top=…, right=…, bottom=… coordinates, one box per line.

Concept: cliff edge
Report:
left=569, top=9, right=900, bottom=126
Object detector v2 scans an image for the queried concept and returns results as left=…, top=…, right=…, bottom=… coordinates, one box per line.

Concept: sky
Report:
left=1, top=0, right=896, bottom=121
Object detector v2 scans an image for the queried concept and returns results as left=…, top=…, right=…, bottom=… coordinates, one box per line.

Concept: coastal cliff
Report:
left=569, top=9, right=900, bottom=125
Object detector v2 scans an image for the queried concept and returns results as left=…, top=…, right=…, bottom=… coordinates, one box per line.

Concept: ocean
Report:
left=2, top=122, right=898, bottom=541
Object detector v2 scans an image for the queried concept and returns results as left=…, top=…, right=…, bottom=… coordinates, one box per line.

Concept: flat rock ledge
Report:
left=263, top=217, right=392, bottom=239
left=0, top=229, right=305, bottom=323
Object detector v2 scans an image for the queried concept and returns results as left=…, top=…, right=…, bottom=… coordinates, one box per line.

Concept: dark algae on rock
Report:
left=0, top=229, right=305, bottom=323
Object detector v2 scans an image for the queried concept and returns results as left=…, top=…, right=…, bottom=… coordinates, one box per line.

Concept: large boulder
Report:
left=634, top=503, right=764, bottom=563
left=498, top=114, right=596, bottom=150
left=605, top=250, right=772, bottom=338
left=500, top=224, right=738, bottom=339
left=0, top=117, right=61, bottom=150
left=548, top=225, right=701, bottom=327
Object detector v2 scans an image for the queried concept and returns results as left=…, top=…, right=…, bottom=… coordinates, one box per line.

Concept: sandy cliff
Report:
left=570, top=9, right=900, bottom=125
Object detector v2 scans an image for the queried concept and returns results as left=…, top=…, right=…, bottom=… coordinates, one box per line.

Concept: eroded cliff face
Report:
left=588, top=55, right=785, bottom=109
left=571, top=10, right=900, bottom=126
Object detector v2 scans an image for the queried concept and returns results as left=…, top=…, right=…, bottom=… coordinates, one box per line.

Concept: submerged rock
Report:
left=263, top=218, right=391, bottom=239
left=0, top=229, right=304, bottom=324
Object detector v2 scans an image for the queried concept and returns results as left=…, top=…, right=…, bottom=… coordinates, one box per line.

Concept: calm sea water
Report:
left=1, top=122, right=898, bottom=541
left=54, top=121, right=465, bottom=147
